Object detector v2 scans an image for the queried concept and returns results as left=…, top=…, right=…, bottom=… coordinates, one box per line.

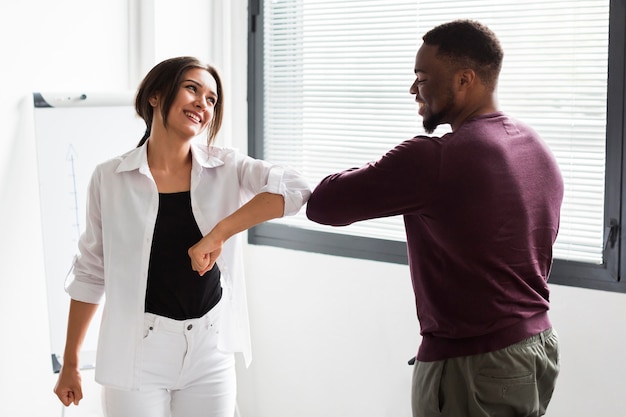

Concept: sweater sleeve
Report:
left=306, top=136, right=440, bottom=226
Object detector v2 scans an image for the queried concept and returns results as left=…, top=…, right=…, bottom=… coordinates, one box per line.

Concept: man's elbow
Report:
left=306, top=202, right=329, bottom=225
left=306, top=197, right=351, bottom=226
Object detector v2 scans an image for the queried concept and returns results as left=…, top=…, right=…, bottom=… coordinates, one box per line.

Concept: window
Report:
left=248, top=0, right=626, bottom=292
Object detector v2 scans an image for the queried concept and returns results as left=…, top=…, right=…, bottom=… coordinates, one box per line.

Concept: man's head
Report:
left=423, top=20, right=503, bottom=89
left=410, top=20, right=503, bottom=133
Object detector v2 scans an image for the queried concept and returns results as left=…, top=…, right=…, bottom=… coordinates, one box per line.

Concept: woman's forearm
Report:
left=213, top=192, right=285, bottom=241
left=61, top=299, right=99, bottom=368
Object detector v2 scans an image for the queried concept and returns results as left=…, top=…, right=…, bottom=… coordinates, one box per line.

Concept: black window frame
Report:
left=247, top=0, right=626, bottom=293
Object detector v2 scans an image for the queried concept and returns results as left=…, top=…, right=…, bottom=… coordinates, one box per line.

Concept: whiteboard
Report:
left=33, top=91, right=146, bottom=373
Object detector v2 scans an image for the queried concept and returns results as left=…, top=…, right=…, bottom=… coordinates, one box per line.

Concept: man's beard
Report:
left=421, top=91, right=455, bottom=134
left=422, top=110, right=443, bottom=134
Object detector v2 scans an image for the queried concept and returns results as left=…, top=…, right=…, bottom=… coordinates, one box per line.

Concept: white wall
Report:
left=238, top=247, right=419, bottom=417
left=1, top=1, right=625, bottom=417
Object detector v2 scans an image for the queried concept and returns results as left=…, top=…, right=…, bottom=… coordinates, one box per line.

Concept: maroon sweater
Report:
left=306, top=112, right=564, bottom=361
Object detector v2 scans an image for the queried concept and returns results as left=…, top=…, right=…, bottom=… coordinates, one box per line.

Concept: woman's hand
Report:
left=54, top=299, right=98, bottom=406
left=188, top=231, right=224, bottom=276
left=54, top=365, right=83, bottom=406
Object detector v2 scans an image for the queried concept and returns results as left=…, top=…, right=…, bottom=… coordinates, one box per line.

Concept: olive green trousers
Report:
left=412, top=328, right=559, bottom=417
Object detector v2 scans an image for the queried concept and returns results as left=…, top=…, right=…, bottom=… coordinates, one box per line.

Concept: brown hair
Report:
left=135, top=56, right=224, bottom=147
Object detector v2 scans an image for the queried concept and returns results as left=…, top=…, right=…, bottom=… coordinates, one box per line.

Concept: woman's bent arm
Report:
left=188, top=192, right=285, bottom=275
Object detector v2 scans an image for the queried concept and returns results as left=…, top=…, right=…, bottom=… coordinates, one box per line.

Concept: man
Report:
left=306, top=20, right=562, bottom=417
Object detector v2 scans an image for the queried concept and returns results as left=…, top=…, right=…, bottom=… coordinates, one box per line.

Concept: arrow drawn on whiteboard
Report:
left=66, top=144, right=81, bottom=241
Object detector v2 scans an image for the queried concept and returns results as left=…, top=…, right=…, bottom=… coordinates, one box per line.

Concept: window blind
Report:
left=262, top=0, right=610, bottom=264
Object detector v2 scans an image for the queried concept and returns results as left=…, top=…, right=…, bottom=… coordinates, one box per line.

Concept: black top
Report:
left=145, top=191, right=222, bottom=320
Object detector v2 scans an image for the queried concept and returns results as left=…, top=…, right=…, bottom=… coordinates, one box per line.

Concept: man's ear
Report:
left=458, top=69, right=476, bottom=90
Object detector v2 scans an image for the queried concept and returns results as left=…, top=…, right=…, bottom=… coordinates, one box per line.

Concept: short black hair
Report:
left=423, top=20, right=503, bottom=88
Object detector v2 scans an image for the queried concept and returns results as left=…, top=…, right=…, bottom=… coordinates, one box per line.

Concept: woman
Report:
left=53, top=56, right=310, bottom=417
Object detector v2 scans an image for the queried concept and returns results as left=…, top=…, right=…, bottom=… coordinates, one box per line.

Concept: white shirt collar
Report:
left=114, top=140, right=225, bottom=176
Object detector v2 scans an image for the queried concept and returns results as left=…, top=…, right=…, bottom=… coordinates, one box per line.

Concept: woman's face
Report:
left=164, top=67, right=218, bottom=139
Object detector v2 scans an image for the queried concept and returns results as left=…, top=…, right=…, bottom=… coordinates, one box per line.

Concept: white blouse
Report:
left=65, top=141, right=310, bottom=390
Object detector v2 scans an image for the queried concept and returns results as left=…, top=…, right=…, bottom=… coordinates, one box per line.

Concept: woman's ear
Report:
left=149, top=95, right=159, bottom=107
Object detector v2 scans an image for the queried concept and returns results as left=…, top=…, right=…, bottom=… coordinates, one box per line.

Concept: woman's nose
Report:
left=195, top=98, right=207, bottom=109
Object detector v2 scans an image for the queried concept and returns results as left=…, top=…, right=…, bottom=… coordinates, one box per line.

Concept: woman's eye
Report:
left=207, top=97, right=216, bottom=105
left=186, top=85, right=197, bottom=92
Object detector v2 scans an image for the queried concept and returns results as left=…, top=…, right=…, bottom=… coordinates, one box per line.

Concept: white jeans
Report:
left=101, top=302, right=236, bottom=417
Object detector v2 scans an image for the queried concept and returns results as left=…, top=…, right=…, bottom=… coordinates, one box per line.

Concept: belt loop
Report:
left=539, top=329, right=546, bottom=344
left=152, top=315, right=160, bottom=332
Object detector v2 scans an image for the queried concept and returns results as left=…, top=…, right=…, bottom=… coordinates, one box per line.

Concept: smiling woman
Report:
left=52, top=56, right=311, bottom=417
left=135, top=57, right=224, bottom=149
left=142, top=64, right=220, bottom=193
